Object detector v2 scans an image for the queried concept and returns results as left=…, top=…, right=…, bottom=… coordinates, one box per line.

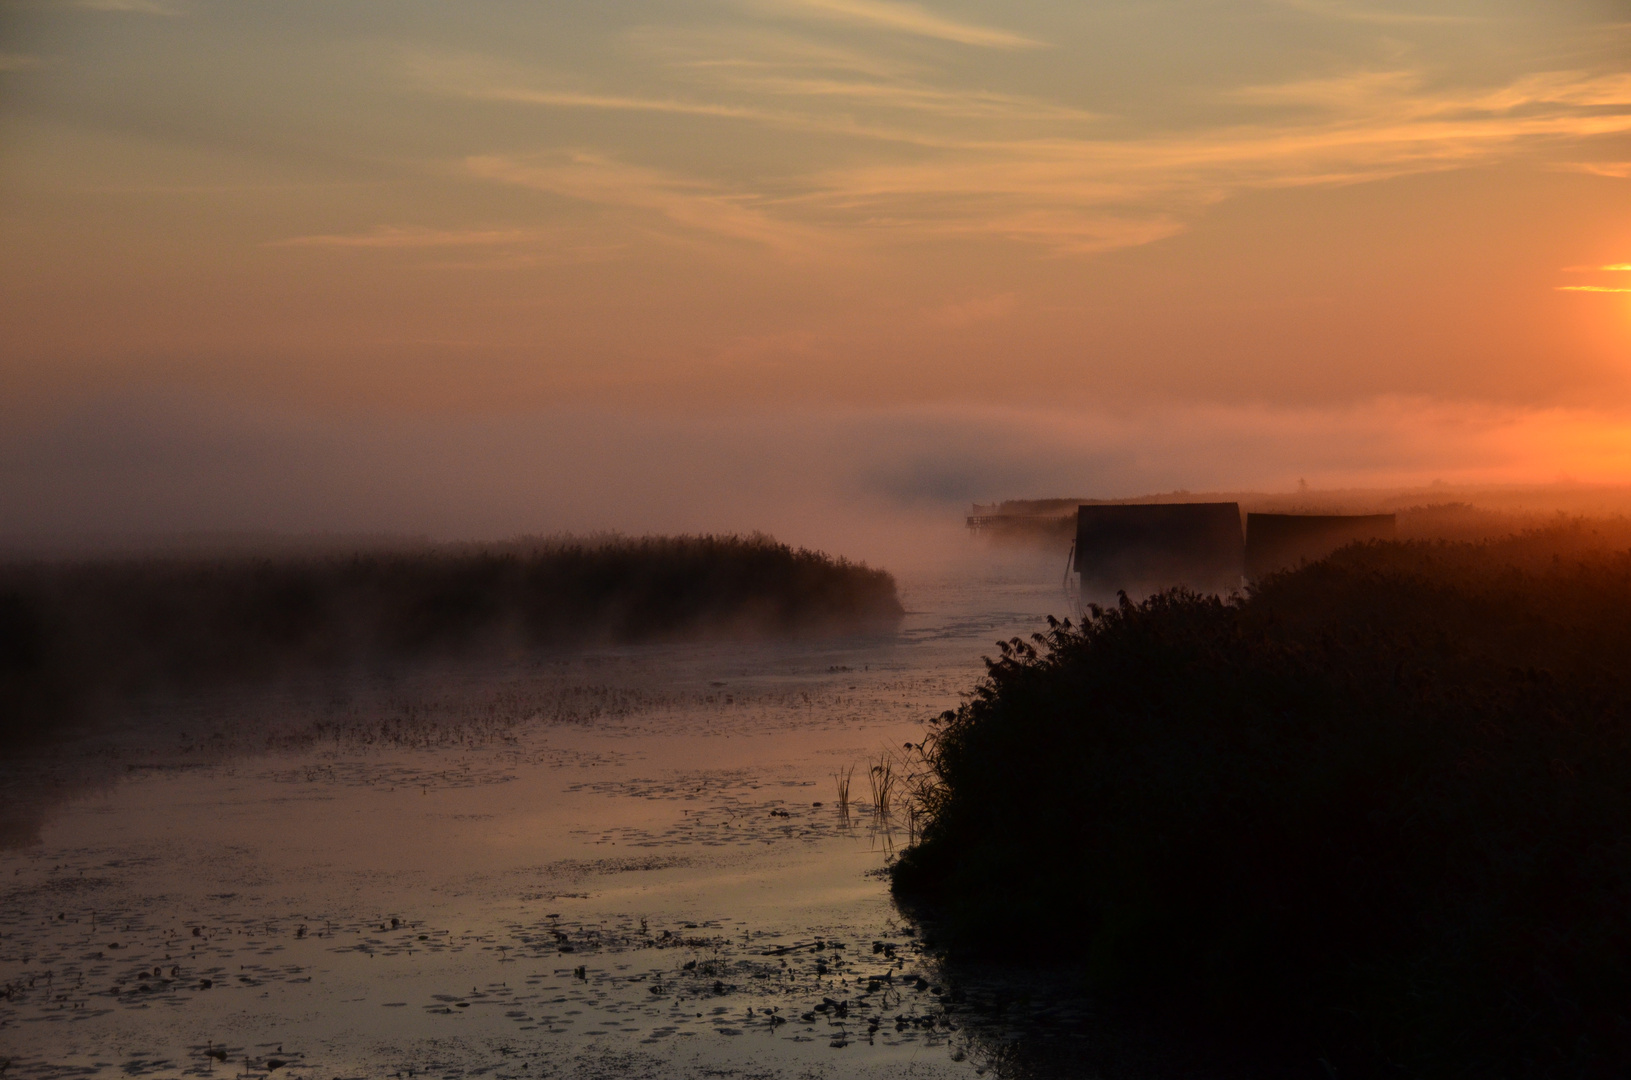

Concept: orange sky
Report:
left=1, top=0, right=1629, bottom=550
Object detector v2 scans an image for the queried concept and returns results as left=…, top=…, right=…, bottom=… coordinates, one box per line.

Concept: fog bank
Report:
left=7, top=392, right=1631, bottom=570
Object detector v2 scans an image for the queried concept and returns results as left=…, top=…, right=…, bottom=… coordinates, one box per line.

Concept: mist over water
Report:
left=10, top=391, right=1631, bottom=571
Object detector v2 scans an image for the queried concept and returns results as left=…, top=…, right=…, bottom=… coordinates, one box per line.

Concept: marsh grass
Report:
left=866, top=752, right=897, bottom=815
left=895, top=525, right=1631, bottom=1078
left=832, top=765, right=854, bottom=816
left=0, top=534, right=903, bottom=748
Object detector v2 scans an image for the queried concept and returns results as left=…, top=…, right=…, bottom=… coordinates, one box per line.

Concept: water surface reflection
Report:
left=0, top=553, right=1145, bottom=1080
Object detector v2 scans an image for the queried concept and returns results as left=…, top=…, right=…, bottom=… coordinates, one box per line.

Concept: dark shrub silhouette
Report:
left=895, top=526, right=1631, bottom=1077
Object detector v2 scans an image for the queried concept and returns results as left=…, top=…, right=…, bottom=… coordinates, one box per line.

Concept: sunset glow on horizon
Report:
left=3, top=0, right=1630, bottom=550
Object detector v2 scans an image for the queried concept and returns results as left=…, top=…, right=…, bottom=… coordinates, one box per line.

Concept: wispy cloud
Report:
left=749, top=0, right=1040, bottom=49
left=1563, top=161, right=1631, bottom=179
left=1271, top=0, right=1479, bottom=26
left=646, top=27, right=921, bottom=82
left=697, top=70, right=1098, bottom=123
left=459, top=86, right=774, bottom=122
left=1556, top=286, right=1631, bottom=293
left=1472, top=71, right=1631, bottom=112
left=416, top=29, right=1631, bottom=256
left=1230, top=68, right=1631, bottom=123
left=71, top=0, right=180, bottom=15
left=464, top=153, right=837, bottom=255
left=841, top=205, right=1188, bottom=254
left=489, top=74, right=1092, bottom=130
left=772, top=67, right=1631, bottom=250
left=268, top=226, right=539, bottom=249
left=400, top=47, right=1006, bottom=149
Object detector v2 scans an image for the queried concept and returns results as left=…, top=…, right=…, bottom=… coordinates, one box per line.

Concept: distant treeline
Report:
left=895, top=524, right=1631, bottom=1077
left=0, top=534, right=903, bottom=746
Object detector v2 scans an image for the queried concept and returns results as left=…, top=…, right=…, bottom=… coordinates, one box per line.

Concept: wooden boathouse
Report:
left=1074, top=502, right=1245, bottom=598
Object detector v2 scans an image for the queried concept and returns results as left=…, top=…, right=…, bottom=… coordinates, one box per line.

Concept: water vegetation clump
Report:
left=0, top=533, right=902, bottom=747
left=894, top=526, right=1631, bottom=1077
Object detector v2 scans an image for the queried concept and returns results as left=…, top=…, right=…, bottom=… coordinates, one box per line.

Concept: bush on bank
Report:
left=894, top=529, right=1631, bottom=1077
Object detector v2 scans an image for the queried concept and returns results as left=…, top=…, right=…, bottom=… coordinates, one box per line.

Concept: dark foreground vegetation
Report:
left=895, top=524, right=1631, bottom=1078
left=0, top=534, right=902, bottom=747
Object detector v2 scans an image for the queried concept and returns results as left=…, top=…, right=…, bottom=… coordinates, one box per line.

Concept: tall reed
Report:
left=867, top=751, right=896, bottom=815
left=832, top=765, right=854, bottom=815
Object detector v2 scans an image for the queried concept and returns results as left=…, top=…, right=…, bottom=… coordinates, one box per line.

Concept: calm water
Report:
left=1, top=550, right=1102, bottom=1080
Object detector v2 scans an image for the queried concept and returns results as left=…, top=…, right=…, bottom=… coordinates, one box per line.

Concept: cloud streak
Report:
left=753, top=0, right=1040, bottom=49
left=269, top=226, right=540, bottom=249
left=71, top=0, right=179, bottom=15
left=766, top=64, right=1631, bottom=250
left=421, top=29, right=1631, bottom=255
left=403, top=48, right=1080, bottom=150
left=1270, top=0, right=1480, bottom=26
left=464, top=152, right=838, bottom=255
left=1562, top=161, right=1631, bottom=179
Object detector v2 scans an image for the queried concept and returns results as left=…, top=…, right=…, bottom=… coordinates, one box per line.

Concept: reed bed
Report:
left=0, top=534, right=903, bottom=748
